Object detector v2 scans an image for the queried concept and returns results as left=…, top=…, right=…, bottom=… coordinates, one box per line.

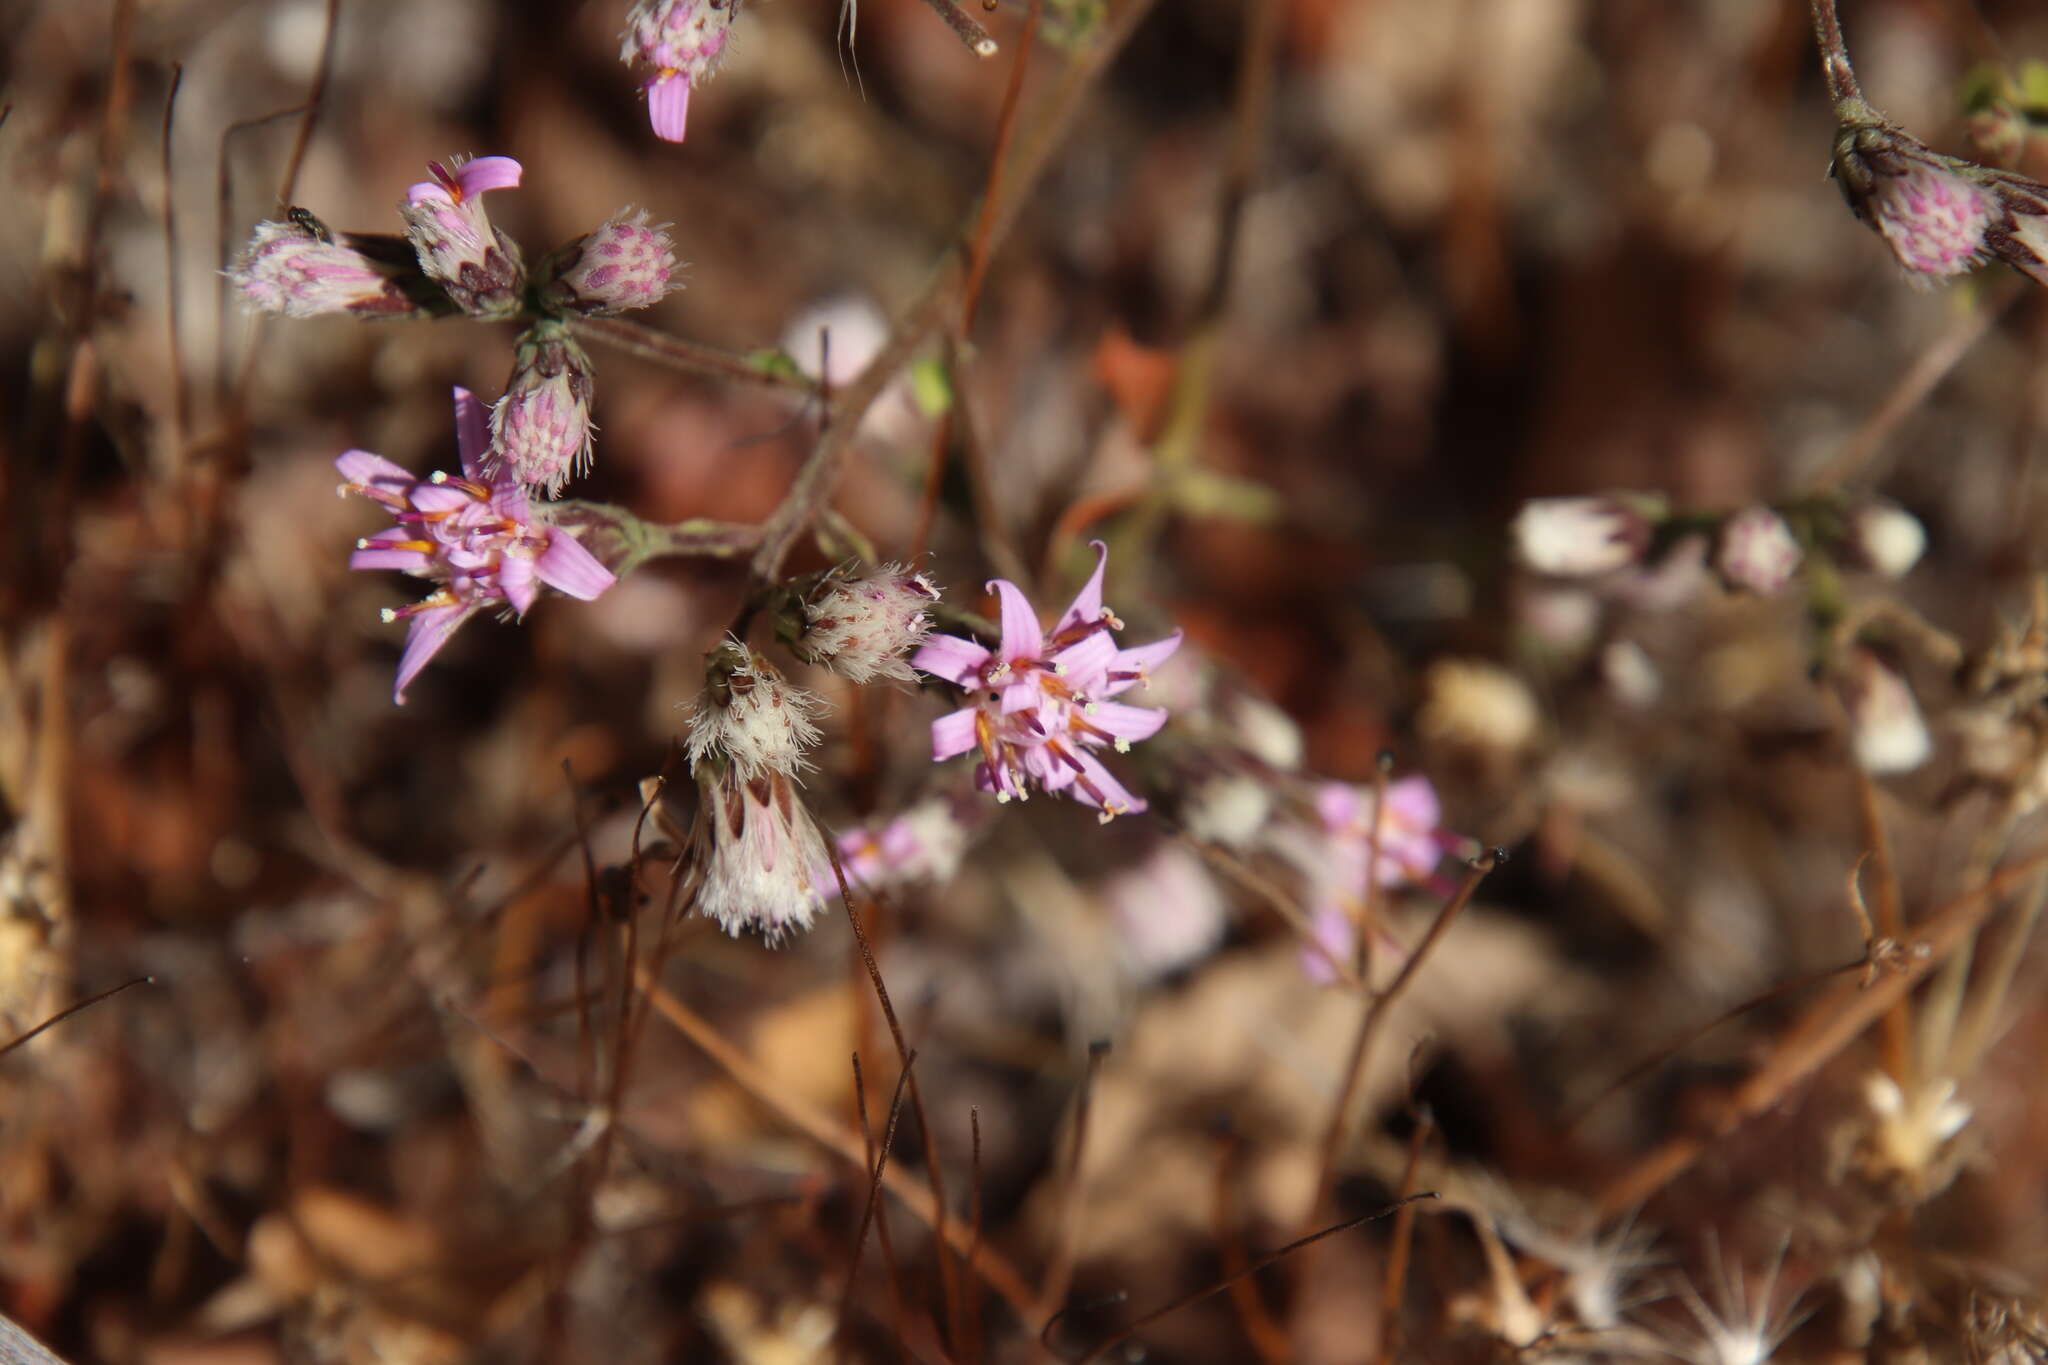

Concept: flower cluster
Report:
left=337, top=388, right=616, bottom=703
left=914, top=542, right=1181, bottom=821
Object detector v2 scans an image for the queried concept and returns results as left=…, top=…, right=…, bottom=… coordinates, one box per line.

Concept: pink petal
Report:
left=500, top=557, right=539, bottom=616
left=912, top=633, right=992, bottom=687
left=1049, top=631, right=1116, bottom=685
left=405, top=179, right=452, bottom=206
left=455, top=155, right=523, bottom=196
left=1301, top=907, right=1353, bottom=986
left=350, top=534, right=433, bottom=573
left=1056, top=540, right=1110, bottom=636
left=1067, top=746, right=1145, bottom=815
left=1102, top=630, right=1183, bottom=696
left=336, top=449, right=417, bottom=490
left=647, top=73, right=691, bottom=142
left=1084, top=701, right=1166, bottom=745
left=453, top=387, right=490, bottom=476
left=535, top=529, right=617, bottom=601
left=409, top=481, right=472, bottom=515
left=999, top=678, right=1043, bottom=715
left=932, top=707, right=981, bottom=761
left=989, top=579, right=1044, bottom=663
left=393, top=604, right=473, bottom=704
left=1386, top=774, right=1440, bottom=830
left=1315, top=782, right=1362, bottom=833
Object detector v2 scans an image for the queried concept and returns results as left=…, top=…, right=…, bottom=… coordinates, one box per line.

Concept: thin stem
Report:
left=570, top=315, right=824, bottom=398
left=1306, top=852, right=1499, bottom=1231
left=837, top=1050, right=918, bottom=1349
left=920, top=0, right=1001, bottom=57
left=159, top=64, right=190, bottom=462
left=1810, top=0, right=1864, bottom=107
left=1038, top=1042, right=1109, bottom=1322
left=1374, top=1109, right=1434, bottom=1365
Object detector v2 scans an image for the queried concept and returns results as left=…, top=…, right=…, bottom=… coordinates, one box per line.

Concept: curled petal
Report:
left=647, top=72, right=691, bottom=142
left=932, top=707, right=981, bottom=761
left=393, top=603, right=474, bottom=704
left=912, top=633, right=992, bottom=687
left=534, top=529, right=616, bottom=600
left=456, top=155, right=523, bottom=196
left=989, top=579, right=1043, bottom=662
left=1056, top=540, right=1111, bottom=636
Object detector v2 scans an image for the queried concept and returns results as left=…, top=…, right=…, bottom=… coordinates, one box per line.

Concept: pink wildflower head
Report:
left=230, top=218, right=442, bottom=320
left=486, top=318, right=596, bottom=497
left=1714, top=506, right=1802, bottom=596
left=912, top=541, right=1181, bottom=822
left=397, top=155, right=526, bottom=316
left=685, top=641, right=823, bottom=779
left=542, top=210, right=679, bottom=316
left=619, top=0, right=743, bottom=143
left=338, top=386, right=616, bottom=704
left=793, top=564, right=940, bottom=685
left=686, top=766, right=830, bottom=945
left=833, top=798, right=970, bottom=891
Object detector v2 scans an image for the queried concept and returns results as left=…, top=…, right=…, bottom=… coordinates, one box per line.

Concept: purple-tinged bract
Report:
left=912, top=541, right=1180, bottom=822
left=338, top=386, right=616, bottom=704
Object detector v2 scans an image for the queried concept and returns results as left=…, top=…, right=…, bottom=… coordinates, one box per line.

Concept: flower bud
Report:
left=1510, top=497, right=1652, bottom=577
left=688, top=766, right=831, bottom=945
left=1843, top=650, right=1931, bottom=775
left=488, top=319, right=596, bottom=497
left=1843, top=499, right=1926, bottom=579
left=542, top=210, right=678, bottom=316
left=397, top=156, right=526, bottom=317
left=230, top=220, right=442, bottom=319
left=685, top=642, right=822, bottom=779
left=1714, top=506, right=1802, bottom=596
left=792, top=565, right=939, bottom=684
left=620, top=0, right=741, bottom=143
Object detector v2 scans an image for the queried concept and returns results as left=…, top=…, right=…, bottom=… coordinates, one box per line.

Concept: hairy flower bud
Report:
left=230, top=219, right=443, bottom=319
left=793, top=564, right=939, bottom=684
left=1831, top=100, right=2048, bottom=286
left=1715, top=506, right=1802, bottom=596
left=687, top=765, right=831, bottom=945
left=686, top=642, right=822, bottom=779
left=397, top=156, right=526, bottom=317
left=620, top=0, right=743, bottom=143
left=542, top=210, right=678, bottom=315
left=1510, top=497, right=1653, bottom=577
left=488, top=319, right=596, bottom=497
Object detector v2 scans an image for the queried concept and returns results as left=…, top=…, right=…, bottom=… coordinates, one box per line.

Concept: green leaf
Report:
left=745, top=347, right=809, bottom=383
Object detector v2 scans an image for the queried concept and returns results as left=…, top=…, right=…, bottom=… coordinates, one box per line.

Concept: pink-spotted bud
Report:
left=685, top=640, right=823, bottom=779
left=230, top=219, right=442, bottom=320
left=397, top=155, right=527, bottom=317
left=792, top=564, right=940, bottom=685
left=487, top=319, right=596, bottom=497
left=620, top=0, right=742, bottom=143
left=542, top=210, right=678, bottom=315
left=1715, top=506, right=1802, bottom=596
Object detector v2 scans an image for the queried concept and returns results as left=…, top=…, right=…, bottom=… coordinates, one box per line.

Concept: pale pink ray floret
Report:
left=338, top=386, right=616, bottom=704
left=912, top=542, right=1181, bottom=822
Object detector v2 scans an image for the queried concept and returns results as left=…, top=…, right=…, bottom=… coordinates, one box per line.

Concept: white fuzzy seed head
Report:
left=796, top=565, right=939, bottom=684
left=688, top=767, right=830, bottom=945
left=686, top=643, right=823, bottom=778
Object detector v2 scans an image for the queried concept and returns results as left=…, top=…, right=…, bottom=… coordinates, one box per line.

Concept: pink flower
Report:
left=338, top=387, right=616, bottom=703
left=1315, top=775, right=1445, bottom=888
left=912, top=542, right=1180, bottom=821
left=832, top=799, right=969, bottom=890
left=229, top=219, right=438, bottom=319
left=397, top=155, right=526, bottom=316
left=620, top=0, right=742, bottom=143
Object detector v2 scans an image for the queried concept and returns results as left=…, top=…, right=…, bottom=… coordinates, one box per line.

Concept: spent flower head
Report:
left=398, top=155, right=527, bottom=317
left=913, top=541, right=1180, bottom=821
left=685, top=765, right=831, bottom=945
left=792, top=564, right=940, bottom=685
left=488, top=317, right=597, bottom=497
left=685, top=641, right=823, bottom=779
left=337, top=387, right=616, bottom=703
left=230, top=218, right=443, bottom=320
left=620, top=0, right=743, bottom=142
left=541, top=210, right=679, bottom=315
